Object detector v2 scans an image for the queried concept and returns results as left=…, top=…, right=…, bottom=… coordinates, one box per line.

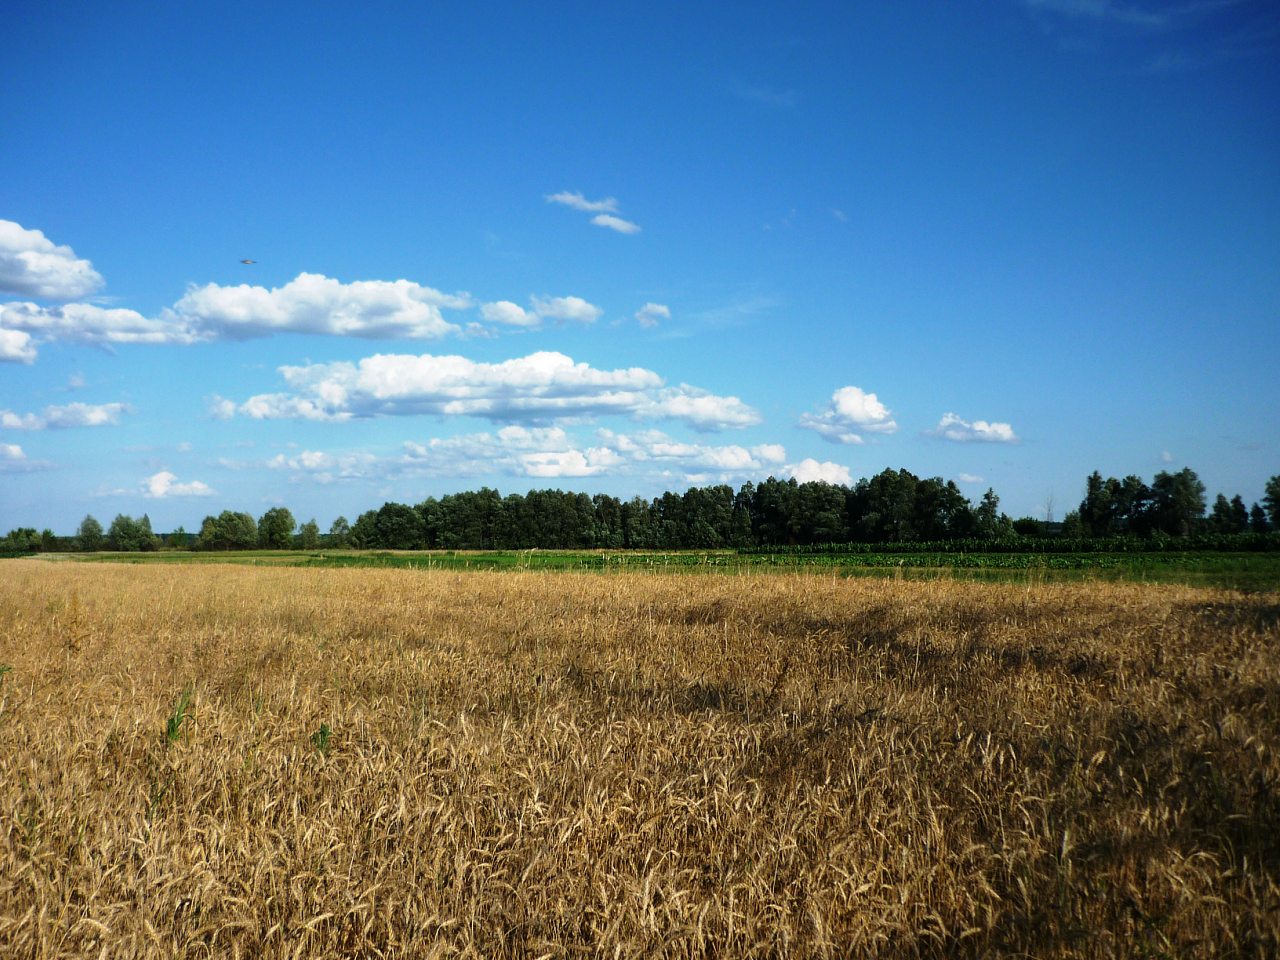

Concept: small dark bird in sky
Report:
left=240, top=259, right=256, bottom=264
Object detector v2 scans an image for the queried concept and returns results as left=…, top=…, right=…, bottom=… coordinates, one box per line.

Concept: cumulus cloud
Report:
left=1, top=442, right=26, bottom=462
left=599, top=428, right=786, bottom=475
left=545, top=191, right=619, bottom=214
left=635, top=303, right=670, bottom=328
left=591, top=214, right=641, bottom=234
left=0, top=219, right=104, bottom=300
left=648, top=387, right=761, bottom=430
left=0, top=402, right=128, bottom=430
left=272, top=423, right=789, bottom=488
left=144, top=471, right=214, bottom=498
left=799, top=386, right=897, bottom=444
left=529, top=295, right=602, bottom=324
left=224, top=350, right=761, bottom=431
left=477, top=295, right=604, bottom=329
left=0, top=327, right=37, bottom=363
left=930, top=412, right=1019, bottom=444
left=1, top=256, right=605, bottom=355
left=957, top=473, right=985, bottom=484
left=784, top=458, right=853, bottom=485
left=480, top=300, right=539, bottom=327
left=172, top=272, right=471, bottom=341
left=547, top=191, right=641, bottom=234
left=267, top=449, right=380, bottom=484
left=0, top=301, right=196, bottom=347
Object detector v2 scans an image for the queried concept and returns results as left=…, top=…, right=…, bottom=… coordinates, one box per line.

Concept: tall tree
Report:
left=1149, top=468, right=1206, bottom=536
left=328, top=516, right=351, bottom=547
left=196, top=511, right=257, bottom=550
left=299, top=518, right=320, bottom=549
left=1264, top=476, right=1280, bottom=529
left=76, top=514, right=103, bottom=552
left=1251, top=502, right=1270, bottom=533
left=108, top=514, right=159, bottom=551
left=258, top=507, right=296, bottom=548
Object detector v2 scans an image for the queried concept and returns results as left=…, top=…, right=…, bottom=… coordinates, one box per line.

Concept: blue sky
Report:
left=2, top=0, right=1277, bottom=533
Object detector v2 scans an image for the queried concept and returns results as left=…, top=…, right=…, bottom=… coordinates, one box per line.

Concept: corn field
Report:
left=1, top=560, right=1276, bottom=958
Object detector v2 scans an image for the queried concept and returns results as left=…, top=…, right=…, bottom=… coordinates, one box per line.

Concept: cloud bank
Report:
left=931, top=412, right=1019, bottom=443
left=799, top=386, right=898, bottom=444
left=145, top=471, right=215, bottom=498
left=0, top=219, right=104, bottom=300
left=173, top=272, right=473, bottom=340
left=547, top=190, right=641, bottom=234
left=0, top=402, right=128, bottom=430
left=220, top=350, right=761, bottom=431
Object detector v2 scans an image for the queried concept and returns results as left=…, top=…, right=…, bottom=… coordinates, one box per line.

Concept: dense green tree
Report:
left=1, top=528, right=41, bottom=552
left=257, top=507, right=296, bottom=548
left=975, top=488, right=1013, bottom=538
left=621, top=496, right=655, bottom=548
left=108, top=514, right=159, bottom=551
left=1060, top=510, right=1084, bottom=538
left=328, top=516, right=351, bottom=547
left=1209, top=494, right=1234, bottom=533
left=1251, top=502, right=1270, bottom=533
left=1149, top=469, right=1206, bottom=537
left=913, top=478, right=975, bottom=540
left=751, top=476, right=799, bottom=545
left=374, top=501, right=426, bottom=549
left=1229, top=495, right=1249, bottom=534
left=196, top=511, right=257, bottom=550
left=1080, top=471, right=1117, bottom=536
left=349, top=510, right=378, bottom=549
left=299, top=518, right=320, bottom=549
left=592, top=494, right=625, bottom=548
left=851, top=469, right=918, bottom=541
left=1265, top=476, right=1280, bottom=529
left=789, top=481, right=848, bottom=544
left=76, top=514, right=103, bottom=552
left=1210, top=494, right=1250, bottom=534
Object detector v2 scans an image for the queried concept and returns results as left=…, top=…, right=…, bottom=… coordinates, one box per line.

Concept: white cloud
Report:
left=267, top=450, right=380, bottom=484
left=784, top=458, right=853, bottom=486
left=0, top=301, right=195, bottom=346
left=521, top=447, right=626, bottom=478
left=635, top=303, right=670, bottom=328
left=262, top=420, right=791, bottom=489
left=598, top=429, right=786, bottom=475
left=529, top=295, right=602, bottom=324
left=958, top=473, right=985, bottom=484
left=480, top=300, right=539, bottom=327
left=1160, top=450, right=1174, bottom=463
left=0, top=219, right=104, bottom=300
left=799, top=386, right=897, bottom=444
left=172, top=272, right=470, bottom=341
left=591, top=214, right=641, bottom=235
left=0, top=402, right=128, bottom=430
left=0, top=327, right=37, bottom=363
left=930, top=412, right=1019, bottom=444
left=0, top=442, right=47, bottom=472
left=224, top=351, right=759, bottom=431
left=144, top=471, right=214, bottom=498
left=648, top=387, right=762, bottom=430
left=478, top=295, right=604, bottom=329
left=545, top=191, right=619, bottom=214
left=547, top=191, right=641, bottom=234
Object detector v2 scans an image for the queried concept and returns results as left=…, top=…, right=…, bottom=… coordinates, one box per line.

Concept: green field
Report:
left=65, top=547, right=1280, bottom=591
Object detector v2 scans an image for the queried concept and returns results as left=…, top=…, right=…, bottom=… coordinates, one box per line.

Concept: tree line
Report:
left=5, top=467, right=1277, bottom=555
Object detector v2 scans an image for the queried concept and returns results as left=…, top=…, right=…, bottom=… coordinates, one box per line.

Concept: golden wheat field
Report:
left=0, top=560, right=1277, bottom=959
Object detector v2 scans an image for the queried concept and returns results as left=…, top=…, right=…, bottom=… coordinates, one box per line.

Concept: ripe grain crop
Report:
left=0, top=560, right=1276, bottom=958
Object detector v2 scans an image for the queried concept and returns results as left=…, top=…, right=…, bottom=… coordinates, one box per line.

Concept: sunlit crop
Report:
left=1, top=560, right=1276, bottom=957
